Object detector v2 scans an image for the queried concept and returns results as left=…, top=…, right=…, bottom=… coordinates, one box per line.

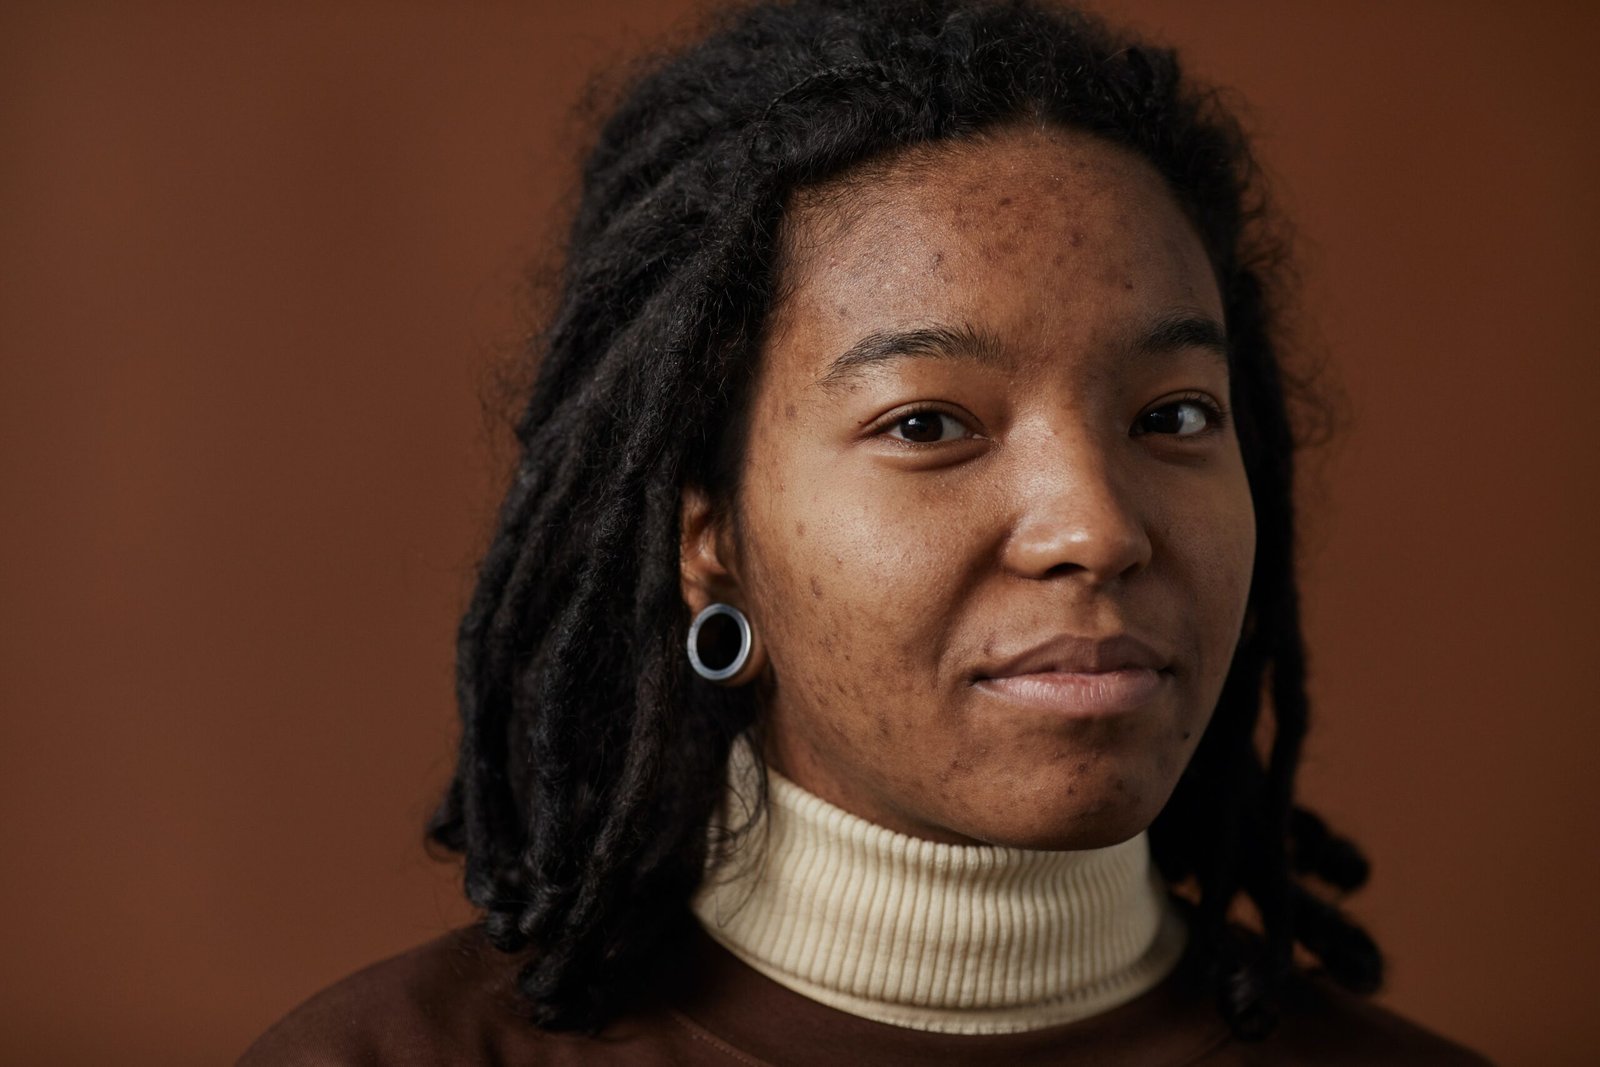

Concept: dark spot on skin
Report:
left=996, top=195, right=1012, bottom=207
left=1122, top=279, right=1135, bottom=291
left=1069, top=230, right=1084, bottom=247
left=1182, top=730, right=1193, bottom=741
left=809, top=576, right=823, bottom=599
left=1067, top=784, right=1077, bottom=795
left=1075, top=761, right=1089, bottom=774
left=940, top=754, right=975, bottom=784
left=794, top=520, right=805, bottom=537
left=785, top=403, right=797, bottom=420
left=1052, top=251, right=1066, bottom=268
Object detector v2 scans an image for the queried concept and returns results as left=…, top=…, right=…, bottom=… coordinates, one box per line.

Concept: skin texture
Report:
left=681, top=123, right=1256, bottom=850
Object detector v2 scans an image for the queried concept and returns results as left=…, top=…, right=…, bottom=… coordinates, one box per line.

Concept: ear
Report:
left=679, top=483, right=740, bottom=616
left=681, top=484, right=769, bottom=688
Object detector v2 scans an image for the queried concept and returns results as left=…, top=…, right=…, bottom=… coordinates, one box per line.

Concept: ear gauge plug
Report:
left=688, top=602, right=757, bottom=684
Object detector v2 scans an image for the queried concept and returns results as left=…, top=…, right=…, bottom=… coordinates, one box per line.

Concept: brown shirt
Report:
left=239, top=925, right=1491, bottom=1065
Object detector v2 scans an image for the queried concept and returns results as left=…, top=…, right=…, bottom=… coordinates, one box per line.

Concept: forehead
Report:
left=763, top=124, right=1222, bottom=380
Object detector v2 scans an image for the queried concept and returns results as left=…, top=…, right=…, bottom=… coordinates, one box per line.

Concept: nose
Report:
left=1000, top=441, right=1152, bottom=587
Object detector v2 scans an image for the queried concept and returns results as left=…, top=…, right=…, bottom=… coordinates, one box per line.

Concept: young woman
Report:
left=242, top=1, right=1488, bottom=1062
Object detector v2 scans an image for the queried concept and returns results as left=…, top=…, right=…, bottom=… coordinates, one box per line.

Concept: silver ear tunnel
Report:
left=687, top=602, right=753, bottom=682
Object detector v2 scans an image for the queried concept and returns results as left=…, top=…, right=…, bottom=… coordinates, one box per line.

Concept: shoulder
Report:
left=237, top=927, right=586, bottom=1066
left=1216, top=968, right=1492, bottom=1066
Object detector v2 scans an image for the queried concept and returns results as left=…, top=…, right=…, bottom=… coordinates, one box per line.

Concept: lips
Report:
left=972, top=633, right=1171, bottom=680
left=971, top=633, right=1172, bottom=717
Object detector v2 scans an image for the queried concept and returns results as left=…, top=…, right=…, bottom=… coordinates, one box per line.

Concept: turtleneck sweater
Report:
left=690, top=739, right=1189, bottom=1035
left=244, top=740, right=1492, bottom=1065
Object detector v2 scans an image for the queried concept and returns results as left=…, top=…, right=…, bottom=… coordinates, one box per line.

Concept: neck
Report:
left=690, top=739, right=1187, bottom=1034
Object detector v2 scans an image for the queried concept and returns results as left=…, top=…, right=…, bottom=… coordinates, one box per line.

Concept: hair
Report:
left=427, top=0, right=1382, bottom=1039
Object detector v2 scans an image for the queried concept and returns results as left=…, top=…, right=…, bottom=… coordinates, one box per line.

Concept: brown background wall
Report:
left=2, top=1, right=1595, bottom=1063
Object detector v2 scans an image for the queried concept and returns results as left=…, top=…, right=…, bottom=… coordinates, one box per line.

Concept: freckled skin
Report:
left=681, top=124, right=1255, bottom=850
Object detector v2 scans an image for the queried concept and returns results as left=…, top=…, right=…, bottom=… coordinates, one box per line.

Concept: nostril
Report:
left=1003, top=514, right=1152, bottom=584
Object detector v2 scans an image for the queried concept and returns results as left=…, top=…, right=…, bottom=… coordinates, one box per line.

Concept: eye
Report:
left=883, top=409, right=971, bottom=444
left=1133, top=394, right=1227, bottom=438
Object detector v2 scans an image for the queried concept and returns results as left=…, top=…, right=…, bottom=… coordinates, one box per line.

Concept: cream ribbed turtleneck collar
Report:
left=690, top=739, right=1188, bottom=1035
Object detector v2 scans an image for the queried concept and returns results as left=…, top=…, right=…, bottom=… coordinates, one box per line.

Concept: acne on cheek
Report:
left=979, top=236, right=1022, bottom=264
left=769, top=589, right=920, bottom=738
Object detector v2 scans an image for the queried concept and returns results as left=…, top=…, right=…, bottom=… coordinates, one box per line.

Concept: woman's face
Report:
left=682, top=124, right=1255, bottom=850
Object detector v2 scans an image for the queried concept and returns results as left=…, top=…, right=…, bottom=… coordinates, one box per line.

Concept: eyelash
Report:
left=877, top=406, right=979, bottom=446
left=875, top=392, right=1230, bottom=446
left=1132, top=391, right=1230, bottom=438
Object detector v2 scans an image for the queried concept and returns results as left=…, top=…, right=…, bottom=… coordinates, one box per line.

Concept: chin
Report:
left=992, top=812, right=1153, bottom=852
left=967, top=775, right=1170, bottom=852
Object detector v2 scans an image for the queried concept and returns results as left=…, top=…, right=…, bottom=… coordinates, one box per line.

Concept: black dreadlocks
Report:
left=427, top=0, right=1382, bottom=1038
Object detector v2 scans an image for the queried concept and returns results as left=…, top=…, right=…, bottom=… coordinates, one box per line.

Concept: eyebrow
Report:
left=815, top=322, right=1008, bottom=394
left=813, top=310, right=1230, bottom=394
left=1134, top=311, right=1231, bottom=365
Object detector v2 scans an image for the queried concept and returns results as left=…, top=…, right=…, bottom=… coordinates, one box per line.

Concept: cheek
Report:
left=739, top=451, right=976, bottom=718
left=1220, top=479, right=1258, bottom=618
left=1172, top=473, right=1256, bottom=681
